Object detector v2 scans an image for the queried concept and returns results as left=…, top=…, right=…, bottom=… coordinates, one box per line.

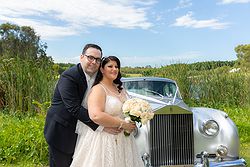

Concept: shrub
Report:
left=0, top=112, right=48, bottom=165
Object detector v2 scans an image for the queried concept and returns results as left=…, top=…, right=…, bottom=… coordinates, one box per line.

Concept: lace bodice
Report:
left=71, top=83, right=144, bottom=167
left=104, top=95, right=123, bottom=117
left=100, top=83, right=127, bottom=117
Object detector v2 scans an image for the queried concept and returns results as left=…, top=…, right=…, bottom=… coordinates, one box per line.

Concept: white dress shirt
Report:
left=81, top=71, right=104, bottom=131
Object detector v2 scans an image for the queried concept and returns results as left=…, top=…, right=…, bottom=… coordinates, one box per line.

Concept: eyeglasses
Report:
left=84, top=54, right=102, bottom=64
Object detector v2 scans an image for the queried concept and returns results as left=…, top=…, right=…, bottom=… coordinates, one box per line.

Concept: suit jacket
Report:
left=44, top=63, right=98, bottom=154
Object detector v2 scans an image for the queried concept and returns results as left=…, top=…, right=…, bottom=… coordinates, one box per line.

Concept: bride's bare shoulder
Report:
left=90, top=84, right=106, bottom=95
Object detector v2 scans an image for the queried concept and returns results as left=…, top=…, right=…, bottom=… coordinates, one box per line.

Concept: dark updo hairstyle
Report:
left=93, top=56, right=123, bottom=92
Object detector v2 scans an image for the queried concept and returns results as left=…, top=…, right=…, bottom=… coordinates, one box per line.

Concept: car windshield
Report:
left=123, top=80, right=179, bottom=99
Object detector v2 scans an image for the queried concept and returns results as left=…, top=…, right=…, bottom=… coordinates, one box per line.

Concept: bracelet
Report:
left=118, top=122, right=123, bottom=130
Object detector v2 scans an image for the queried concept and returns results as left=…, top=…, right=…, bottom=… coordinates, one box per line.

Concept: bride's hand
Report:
left=103, top=127, right=122, bottom=135
left=121, top=121, right=136, bottom=131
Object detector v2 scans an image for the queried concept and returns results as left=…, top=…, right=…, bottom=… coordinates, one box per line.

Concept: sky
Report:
left=0, top=0, right=250, bottom=67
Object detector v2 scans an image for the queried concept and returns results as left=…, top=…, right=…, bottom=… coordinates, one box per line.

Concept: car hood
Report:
left=127, top=91, right=191, bottom=112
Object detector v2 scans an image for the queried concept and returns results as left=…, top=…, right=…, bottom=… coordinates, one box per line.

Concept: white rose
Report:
left=147, top=112, right=154, bottom=120
left=141, top=118, right=148, bottom=125
left=130, top=110, right=142, bottom=117
left=125, top=117, right=131, bottom=123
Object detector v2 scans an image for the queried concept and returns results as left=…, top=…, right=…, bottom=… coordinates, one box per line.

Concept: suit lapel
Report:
left=77, top=63, right=88, bottom=100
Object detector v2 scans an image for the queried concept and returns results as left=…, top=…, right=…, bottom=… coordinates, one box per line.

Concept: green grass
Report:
left=0, top=106, right=249, bottom=166
left=0, top=162, right=47, bottom=167
left=223, top=107, right=250, bottom=164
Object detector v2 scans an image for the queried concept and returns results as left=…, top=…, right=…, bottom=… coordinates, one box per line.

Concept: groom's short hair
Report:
left=82, top=44, right=103, bottom=56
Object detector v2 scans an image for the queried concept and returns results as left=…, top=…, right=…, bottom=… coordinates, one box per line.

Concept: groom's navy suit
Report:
left=44, top=63, right=98, bottom=166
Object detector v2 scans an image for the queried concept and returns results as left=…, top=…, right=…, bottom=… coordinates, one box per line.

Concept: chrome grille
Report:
left=149, top=114, right=194, bottom=166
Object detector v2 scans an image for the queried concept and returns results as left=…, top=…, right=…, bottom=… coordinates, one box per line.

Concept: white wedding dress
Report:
left=70, top=85, right=144, bottom=167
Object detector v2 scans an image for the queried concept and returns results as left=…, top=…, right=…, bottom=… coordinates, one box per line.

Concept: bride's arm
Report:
left=88, top=85, right=134, bottom=131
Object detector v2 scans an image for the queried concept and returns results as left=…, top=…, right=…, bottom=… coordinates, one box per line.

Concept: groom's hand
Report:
left=103, top=127, right=122, bottom=135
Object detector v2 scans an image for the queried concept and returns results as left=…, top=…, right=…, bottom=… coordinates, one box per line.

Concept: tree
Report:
left=0, top=22, right=47, bottom=59
left=0, top=23, right=54, bottom=112
left=235, top=44, right=250, bottom=70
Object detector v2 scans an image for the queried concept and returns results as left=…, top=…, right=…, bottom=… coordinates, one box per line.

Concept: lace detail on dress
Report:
left=71, top=84, right=144, bottom=167
left=99, top=82, right=128, bottom=103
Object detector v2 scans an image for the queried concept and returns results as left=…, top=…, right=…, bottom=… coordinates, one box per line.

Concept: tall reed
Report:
left=189, top=67, right=249, bottom=107
left=141, top=64, right=250, bottom=108
left=0, top=56, right=57, bottom=113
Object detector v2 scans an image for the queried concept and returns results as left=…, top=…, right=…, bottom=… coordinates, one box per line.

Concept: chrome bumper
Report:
left=143, top=158, right=246, bottom=167
left=194, top=158, right=246, bottom=167
left=209, top=158, right=246, bottom=167
left=142, top=152, right=246, bottom=167
left=194, top=151, right=246, bottom=167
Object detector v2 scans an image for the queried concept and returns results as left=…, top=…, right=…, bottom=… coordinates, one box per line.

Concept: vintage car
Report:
left=121, top=77, right=246, bottom=167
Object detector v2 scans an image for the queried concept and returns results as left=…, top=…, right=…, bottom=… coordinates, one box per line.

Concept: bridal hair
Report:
left=93, top=56, right=123, bottom=92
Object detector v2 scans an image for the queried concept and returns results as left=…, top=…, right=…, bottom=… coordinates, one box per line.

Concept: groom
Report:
left=44, top=44, right=121, bottom=167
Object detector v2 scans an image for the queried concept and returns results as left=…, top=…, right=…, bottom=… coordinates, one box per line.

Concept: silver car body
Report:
left=122, top=77, right=246, bottom=167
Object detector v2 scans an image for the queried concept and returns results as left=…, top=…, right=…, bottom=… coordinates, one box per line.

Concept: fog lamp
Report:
left=217, top=145, right=228, bottom=157
left=203, top=120, right=219, bottom=136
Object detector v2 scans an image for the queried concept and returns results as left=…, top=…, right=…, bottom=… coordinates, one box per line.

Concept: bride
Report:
left=70, top=56, right=144, bottom=167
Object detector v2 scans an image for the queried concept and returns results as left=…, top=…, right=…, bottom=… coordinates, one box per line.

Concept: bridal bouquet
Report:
left=122, top=98, right=154, bottom=136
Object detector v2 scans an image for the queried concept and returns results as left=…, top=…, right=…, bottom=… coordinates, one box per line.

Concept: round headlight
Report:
left=203, top=120, right=219, bottom=136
